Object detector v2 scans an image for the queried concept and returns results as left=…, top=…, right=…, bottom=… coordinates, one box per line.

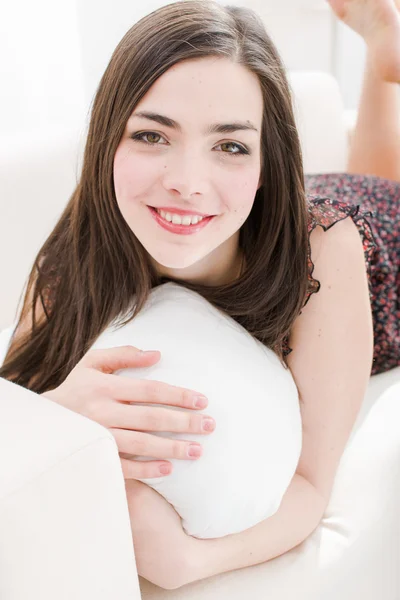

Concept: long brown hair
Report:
left=0, top=0, right=310, bottom=394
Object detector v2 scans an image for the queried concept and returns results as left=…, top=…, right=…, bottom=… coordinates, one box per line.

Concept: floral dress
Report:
left=284, top=173, right=399, bottom=377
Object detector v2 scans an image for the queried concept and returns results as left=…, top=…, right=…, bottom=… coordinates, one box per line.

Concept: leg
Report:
left=328, top=0, right=400, bottom=181
left=347, top=57, right=400, bottom=180
left=329, top=0, right=400, bottom=81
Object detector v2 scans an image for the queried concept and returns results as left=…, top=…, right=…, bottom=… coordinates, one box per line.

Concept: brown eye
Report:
left=217, top=142, right=249, bottom=156
left=130, top=132, right=166, bottom=145
left=145, top=133, right=161, bottom=144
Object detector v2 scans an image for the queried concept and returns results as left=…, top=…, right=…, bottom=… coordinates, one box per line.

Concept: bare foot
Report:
left=328, top=0, right=400, bottom=81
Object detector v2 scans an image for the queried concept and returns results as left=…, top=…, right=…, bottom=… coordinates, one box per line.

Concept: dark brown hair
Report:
left=0, top=0, right=310, bottom=394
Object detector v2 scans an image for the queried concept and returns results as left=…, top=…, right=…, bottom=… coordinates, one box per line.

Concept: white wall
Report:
left=77, top=0, right=338, bottom=110
left=0, top=0, right=86, bottom=137
left=0, top=0, right=86, bottom=328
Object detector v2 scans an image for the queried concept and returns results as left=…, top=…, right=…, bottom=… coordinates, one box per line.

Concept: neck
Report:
left=152, top=238, right=244, bottom=287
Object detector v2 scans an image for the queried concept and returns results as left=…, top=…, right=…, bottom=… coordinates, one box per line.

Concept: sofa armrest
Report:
left=0, top=377, right=141, bottom=599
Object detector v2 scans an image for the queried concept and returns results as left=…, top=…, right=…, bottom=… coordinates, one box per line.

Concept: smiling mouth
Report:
left=148, top=206, right=216, bottom=235
left=149, top=206, right=214, bottom=219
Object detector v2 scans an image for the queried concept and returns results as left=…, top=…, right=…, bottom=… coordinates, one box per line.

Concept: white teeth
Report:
left=172, top=213, right=184, bottom=225
left=156, top=208, right=205, bottom=226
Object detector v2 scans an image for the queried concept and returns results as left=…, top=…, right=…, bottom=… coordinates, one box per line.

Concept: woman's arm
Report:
left=126, top=471, right=325, bottom=589
left=192, top=472, right=325, bottom=582
left=288, top=216, right=374, bottom=502
left=193, top=215, right=374, bottom=583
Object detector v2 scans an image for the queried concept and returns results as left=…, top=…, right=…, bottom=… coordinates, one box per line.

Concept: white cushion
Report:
left=90, top=282, right=302, bottom=538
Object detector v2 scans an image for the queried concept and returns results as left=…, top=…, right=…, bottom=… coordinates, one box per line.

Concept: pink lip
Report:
left=148, top=206, right=215, bottom=235
left=150, top=206, right=213, bottom=217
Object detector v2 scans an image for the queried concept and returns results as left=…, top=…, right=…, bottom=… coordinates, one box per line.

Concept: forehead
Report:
left=131, top=57, right=263, bottom=130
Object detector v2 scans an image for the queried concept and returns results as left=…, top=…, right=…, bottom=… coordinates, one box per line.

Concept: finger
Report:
left=120, top=457, right=173, bottom=479
left=109, top=402, right=215, bottom=434
left=113, top=428, right=203, bottom=460
left=101, top=371, right=209, bottom=410
left=81, top=345, right=161, bottom=374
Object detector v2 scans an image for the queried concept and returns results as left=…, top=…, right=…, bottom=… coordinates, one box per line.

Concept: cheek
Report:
left=221, top=167, right=260, bottom=224
left=113, top=146, right=157, bottom=200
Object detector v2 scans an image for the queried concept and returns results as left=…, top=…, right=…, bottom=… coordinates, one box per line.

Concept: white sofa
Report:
left=1, top=72, right=399, bottom=599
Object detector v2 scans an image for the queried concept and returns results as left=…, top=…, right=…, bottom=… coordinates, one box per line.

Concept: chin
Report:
left=152, top=253, right=208, bottom=276
left=147, top=247, right=199, bottom=267
left=159, top=259, right=201, bottom=272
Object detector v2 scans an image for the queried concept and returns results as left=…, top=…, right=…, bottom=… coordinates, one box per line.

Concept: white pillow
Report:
left=91, top=282, right=303, bottom=538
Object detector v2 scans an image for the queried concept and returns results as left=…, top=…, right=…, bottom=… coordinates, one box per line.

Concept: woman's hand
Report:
left=125, top=479, right=205, bottom=590
left=40, top=345, right=215, bottom=479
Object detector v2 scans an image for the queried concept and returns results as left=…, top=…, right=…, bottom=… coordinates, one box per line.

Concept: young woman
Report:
left=0, top=0, right=398, bottom=590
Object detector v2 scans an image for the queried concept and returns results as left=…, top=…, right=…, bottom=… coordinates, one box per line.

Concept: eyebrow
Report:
left=130, top=111, right=259, bottom=134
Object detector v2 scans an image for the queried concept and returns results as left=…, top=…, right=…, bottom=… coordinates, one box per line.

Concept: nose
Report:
left=161, top=149, right=211, bottom=199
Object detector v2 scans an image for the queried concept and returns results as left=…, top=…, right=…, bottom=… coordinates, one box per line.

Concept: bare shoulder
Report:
left=308, top=213, right=364, bottom=266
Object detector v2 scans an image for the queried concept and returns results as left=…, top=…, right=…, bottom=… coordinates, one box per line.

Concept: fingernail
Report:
left=140, top=350, right=159, bottom=355
left=202, top=418, right=215, bottom=432
left=159, top=464, right=171, bottom=475
left=193, top=395, right=208, bottom=408
left=187, top=444, right=202, bottom=458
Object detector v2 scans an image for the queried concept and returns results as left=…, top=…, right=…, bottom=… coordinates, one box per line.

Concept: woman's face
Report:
left=113, top=56, right=263, bottom=285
